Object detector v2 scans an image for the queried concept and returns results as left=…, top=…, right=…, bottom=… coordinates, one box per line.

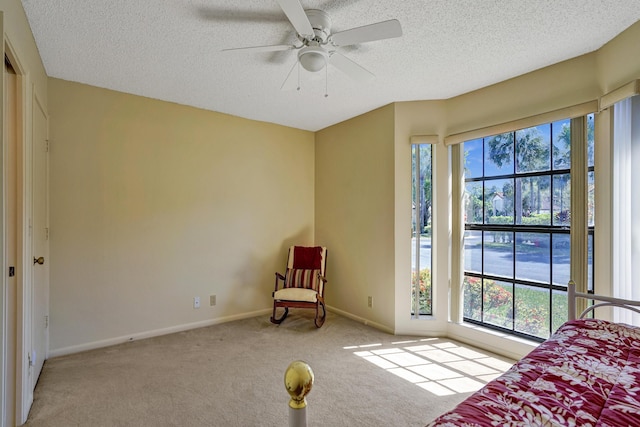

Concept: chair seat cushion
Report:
left=274, top=288, right=318, bottom=303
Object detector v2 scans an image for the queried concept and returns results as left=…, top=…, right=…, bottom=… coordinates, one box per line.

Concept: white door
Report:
left=31, top=95, right=48, bottom=388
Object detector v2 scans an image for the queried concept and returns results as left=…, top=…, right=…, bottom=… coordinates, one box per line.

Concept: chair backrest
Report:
left=284, top=246, right=327, bottom=294
left=286, top=246, right=327, bottom=276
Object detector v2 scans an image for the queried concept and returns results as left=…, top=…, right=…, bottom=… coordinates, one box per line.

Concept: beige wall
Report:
left=445, top=53, right=599, bottom=137
left=315, top=105, right=396, bottom=330
left=48, top=79, right=315, bottom=355
left=598, top=20, right=640, bottom=94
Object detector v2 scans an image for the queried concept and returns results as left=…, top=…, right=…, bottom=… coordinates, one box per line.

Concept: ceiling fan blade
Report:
left=330, top=19, right=402, bottom=46
left=222, top=44, right=295, bottom=53
left=196, top=7, right=286, bottom=24
left=276, top=0, right=314, bottom=38
left=329, top=52, right=374, bottom=82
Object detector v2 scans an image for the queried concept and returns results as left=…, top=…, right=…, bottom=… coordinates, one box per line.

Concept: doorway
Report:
left=1, top=40, right=50, bottom=425
left=3, top=53, right=18, bottom=427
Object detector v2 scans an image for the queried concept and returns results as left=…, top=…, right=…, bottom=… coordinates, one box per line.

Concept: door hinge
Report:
left=45, top=140, right=50, bottom=152
left=45, top=315, right=49, bottom=329
left=45, top=227, right=49, bottom=240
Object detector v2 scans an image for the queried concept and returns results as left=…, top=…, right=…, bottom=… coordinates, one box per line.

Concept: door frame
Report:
left=0, top=12, right=7, bottom=425
left=2, top=28, right=34, bottom=425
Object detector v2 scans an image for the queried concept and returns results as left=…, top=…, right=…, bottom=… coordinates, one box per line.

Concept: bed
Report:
left=426, top=281, right=640, bottom=426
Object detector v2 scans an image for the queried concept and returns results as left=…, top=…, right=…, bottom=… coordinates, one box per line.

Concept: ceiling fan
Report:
left=222, top=0, right=403, bottom=90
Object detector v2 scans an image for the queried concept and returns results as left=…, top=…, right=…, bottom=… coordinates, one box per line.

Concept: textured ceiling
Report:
left=20, top=0, right=640, bottom=131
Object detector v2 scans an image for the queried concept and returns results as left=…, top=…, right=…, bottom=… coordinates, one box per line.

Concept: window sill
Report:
left=447, top=321, right=539, bottom=360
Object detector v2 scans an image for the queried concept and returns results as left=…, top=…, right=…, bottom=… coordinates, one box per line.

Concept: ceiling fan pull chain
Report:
left=297, top=62, right=301, bottom=91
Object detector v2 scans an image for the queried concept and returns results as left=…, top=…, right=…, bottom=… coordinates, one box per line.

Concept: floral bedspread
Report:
left=426, top=319, right=640, bottom=426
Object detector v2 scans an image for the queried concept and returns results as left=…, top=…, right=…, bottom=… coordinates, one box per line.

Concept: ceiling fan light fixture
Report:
left=298, top=46, right=328, bottom=72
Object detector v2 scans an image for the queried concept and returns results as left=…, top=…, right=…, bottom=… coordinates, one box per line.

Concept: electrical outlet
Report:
left=194, top=296, right=200, bottom=309
left=210, top=295, right=216, bottom=306
left=367, top=296, right=372, bottom=308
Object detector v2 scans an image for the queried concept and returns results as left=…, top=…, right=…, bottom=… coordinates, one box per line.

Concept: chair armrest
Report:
left=317, top=274, right=327, bottom=296
left=274, top=272, right=286, bottom=291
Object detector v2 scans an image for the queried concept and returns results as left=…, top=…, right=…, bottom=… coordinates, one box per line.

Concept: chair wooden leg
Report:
left=270, top=305, right=289, bottom=324
left=314, top=301, right=326, bottom=328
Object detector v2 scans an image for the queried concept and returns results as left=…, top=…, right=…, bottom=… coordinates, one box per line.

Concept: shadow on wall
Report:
left=221, top=227, right=314, bottom=318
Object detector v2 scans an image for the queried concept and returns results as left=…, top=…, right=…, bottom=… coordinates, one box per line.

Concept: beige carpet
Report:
left=25, top=311, right=514, bottom=426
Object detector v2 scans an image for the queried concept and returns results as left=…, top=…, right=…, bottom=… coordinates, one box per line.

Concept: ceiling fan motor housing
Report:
left=297, top=9, right=332, bottom=72
left=304, top=9, right=332, bottom=43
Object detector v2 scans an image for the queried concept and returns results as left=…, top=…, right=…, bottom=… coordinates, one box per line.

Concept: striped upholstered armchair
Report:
left=270, top=246, right=328, bottom=328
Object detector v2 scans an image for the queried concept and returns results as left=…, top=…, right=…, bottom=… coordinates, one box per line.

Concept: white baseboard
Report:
left=327, top=305, right=394, bottom=334
left=48, top=308, right=272, bottom=358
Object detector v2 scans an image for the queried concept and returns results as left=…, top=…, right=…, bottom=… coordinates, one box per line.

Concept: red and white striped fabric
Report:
left=285, top=268, right=320, bottom=291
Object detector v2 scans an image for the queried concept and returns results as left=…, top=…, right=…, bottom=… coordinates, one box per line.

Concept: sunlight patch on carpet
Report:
left=346, top=338, right=514, bottom=396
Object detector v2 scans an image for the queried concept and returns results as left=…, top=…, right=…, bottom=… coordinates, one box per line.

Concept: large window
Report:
left=462, top=116, right=594, bottom=340
left=411, top=144, right=432, bottom=316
